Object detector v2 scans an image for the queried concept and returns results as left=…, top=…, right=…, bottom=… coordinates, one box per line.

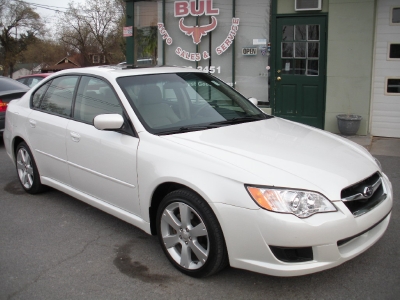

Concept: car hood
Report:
left=162, top=117, right=379, bottom=200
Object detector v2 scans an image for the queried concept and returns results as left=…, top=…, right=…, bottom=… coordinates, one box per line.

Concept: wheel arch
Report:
left=12, top=136, right=26, bottom=162
left=149, top=182, right=215, bottom=236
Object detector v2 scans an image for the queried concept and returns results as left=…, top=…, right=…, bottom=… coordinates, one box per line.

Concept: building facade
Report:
left=125, top=0, right=400, bottom=137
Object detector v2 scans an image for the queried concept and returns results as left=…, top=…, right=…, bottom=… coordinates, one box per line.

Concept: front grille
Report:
left=341, top=172, right=387, bottom=217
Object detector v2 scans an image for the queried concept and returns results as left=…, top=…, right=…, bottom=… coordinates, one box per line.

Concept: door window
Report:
left=74, top=76, right=123, bottom=124
left=38, top=76, right=79, bottom=116
left=281, top=24, right=320, bottom=76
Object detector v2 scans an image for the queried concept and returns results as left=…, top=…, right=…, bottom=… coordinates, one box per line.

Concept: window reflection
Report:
left=308, top=25, right=319, bottom=40
left=282, top=25, right=294, bottom=41
left=295, top=42, right=306, bottom=58
left=294, top=60, right=306, bottom=75
left=282, top=43, right=294, bottom=57
left=134, top=1, right=159, bottom=66
left=308, top=43, right=319, bottom=58
left=281, top=23, right=320, bottom=76
left=307, top=60, right=318, bottom=76
left=295, top=25, right=307, bottom=41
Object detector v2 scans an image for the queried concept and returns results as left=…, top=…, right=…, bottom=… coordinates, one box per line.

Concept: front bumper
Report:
left=212, top=176, right=393, bottom=277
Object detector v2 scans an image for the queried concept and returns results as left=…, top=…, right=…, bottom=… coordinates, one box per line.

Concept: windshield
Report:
left=117, top=72, right=270, bottom=135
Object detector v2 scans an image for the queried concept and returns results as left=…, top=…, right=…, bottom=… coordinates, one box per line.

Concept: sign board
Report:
left=156, top=0, right=240, bottom=62
left=253, top=39, right=267, bottom=45
left=123, top=26, right=133, bottom=37
left=242, top=47, right=258, bottom=56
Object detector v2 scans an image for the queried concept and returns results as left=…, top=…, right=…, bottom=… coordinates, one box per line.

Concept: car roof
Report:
left=52, top=66, right=204, bottom=80
left=17, top=73, right=51, bottom=79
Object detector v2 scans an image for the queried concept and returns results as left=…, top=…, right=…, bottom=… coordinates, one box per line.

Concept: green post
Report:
left=125, top=0, right=134, bottom=65
left=232, top=0, right=235, bottom=88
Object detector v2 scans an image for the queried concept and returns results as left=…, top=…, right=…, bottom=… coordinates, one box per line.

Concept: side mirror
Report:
left=94, top=114, right=124, bottom=130
left=248, top=97, right=258, bottom=106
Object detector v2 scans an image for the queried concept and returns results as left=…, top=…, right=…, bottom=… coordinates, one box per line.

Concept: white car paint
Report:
left=3, top=66, right=393, bottom=277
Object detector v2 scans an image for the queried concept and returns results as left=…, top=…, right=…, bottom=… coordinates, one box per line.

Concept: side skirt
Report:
left=41, top=176, right=152, bottom=235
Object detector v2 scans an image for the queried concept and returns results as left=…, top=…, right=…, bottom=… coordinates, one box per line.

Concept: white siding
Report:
left=371, top=0, right=400, bottom=138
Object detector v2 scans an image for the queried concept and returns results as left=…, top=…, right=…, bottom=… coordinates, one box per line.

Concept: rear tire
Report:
left=15, top=142, right=45, bottom=194
left=156, top=189, right=228, bottom=277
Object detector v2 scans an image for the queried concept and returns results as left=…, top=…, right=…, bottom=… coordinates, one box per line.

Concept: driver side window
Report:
left=74, top=76, right=123, bottom=124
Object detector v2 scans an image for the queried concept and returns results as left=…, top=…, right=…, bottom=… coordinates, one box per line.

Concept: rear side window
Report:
left=74, top=76, right=123, bottom=124
left=32, top=81, right=51, bottom=108
left=39, top=76, right=79, bottom=117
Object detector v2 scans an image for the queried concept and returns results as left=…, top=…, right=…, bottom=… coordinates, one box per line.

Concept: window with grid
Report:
left=281, top=24, right=320, bottom=76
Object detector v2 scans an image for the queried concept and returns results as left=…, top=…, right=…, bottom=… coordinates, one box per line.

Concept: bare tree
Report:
left=0, top=0, right=45, bottom=76
left=56, top=0, right=125, bottom=65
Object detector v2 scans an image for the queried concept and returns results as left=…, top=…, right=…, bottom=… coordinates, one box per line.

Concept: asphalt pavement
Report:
left=0, top=137, right=399, bottom=300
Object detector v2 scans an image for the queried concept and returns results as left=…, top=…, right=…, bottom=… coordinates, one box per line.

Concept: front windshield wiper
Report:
left=156, top=125, right=219, bottom=135
left=209, top=115, right=267, bottom=126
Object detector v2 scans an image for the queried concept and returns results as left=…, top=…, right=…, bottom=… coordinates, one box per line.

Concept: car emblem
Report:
left=363, top=186, right=374, bottom=198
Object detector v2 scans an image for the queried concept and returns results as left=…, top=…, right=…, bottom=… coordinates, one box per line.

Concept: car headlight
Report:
left=246, top=186, right=337, bottom=218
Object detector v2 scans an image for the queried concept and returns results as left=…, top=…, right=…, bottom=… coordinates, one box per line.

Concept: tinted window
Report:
left=74, top=76, right=123, bottom=124
left=32, top=82, right=51, bottom=108
left=39, top=76, right=78, bottom=117
left=387, top=79, right=400, bottom=94
left=389, top=44, right=400, bottom=59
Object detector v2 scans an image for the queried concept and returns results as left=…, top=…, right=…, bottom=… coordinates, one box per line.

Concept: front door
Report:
left=274, top=16, right=327, bottom=129
left=66, top=76, right=140, bottom=215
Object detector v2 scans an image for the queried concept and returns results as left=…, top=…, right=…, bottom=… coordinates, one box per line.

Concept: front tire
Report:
left=156, top=189, right=228, bottom=277
left=16, top=142, right=44, bottom=194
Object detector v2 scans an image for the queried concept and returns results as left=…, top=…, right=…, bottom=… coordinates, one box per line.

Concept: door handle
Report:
left=277, top=76, right=282, bottom=81
left=29, top=119, right=36, bottom=128
left=70, top=132, right=80, bottom=142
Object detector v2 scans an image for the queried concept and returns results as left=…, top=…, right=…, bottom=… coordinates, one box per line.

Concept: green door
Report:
left=274, top=16, right=327, bottom=129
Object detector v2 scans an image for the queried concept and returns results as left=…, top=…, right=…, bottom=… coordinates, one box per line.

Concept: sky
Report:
left=23, top=0, right=85, bottom=24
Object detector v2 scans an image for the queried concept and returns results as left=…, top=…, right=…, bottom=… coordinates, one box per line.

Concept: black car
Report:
left=0, top=76, right=29, bottom=136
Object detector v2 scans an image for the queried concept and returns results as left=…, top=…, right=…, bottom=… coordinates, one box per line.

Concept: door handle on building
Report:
left=277, top=76, right=282, bottom=81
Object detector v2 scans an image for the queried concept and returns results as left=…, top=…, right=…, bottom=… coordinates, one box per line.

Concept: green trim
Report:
left=196, top=0, right=199, bottom=68
left=162, top=0, right=165, bottom=66
left=232, top=0, right=236, bottom=88
left=270, top=0, right=277, bottom=114
left=125, top=1, right=134, bottom=65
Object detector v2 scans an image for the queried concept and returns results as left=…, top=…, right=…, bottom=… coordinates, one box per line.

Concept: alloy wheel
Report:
left=160, top=202, right=209, bottom=270
left=16, top=147, right=34, bottom=189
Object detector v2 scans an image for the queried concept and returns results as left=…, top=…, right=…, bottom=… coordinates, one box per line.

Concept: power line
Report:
left=20, top=0, right=68, bottom=10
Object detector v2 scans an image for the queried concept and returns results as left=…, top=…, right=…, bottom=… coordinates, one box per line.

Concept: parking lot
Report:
left=0, top=137, right=399, bottom=300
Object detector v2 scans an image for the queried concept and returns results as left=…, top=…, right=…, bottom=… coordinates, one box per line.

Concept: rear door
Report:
left=27, top=76, right=79, bottom=185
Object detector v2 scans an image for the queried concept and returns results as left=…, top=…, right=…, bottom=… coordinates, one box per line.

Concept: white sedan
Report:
left=3, top=66, right=392, bottom=277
